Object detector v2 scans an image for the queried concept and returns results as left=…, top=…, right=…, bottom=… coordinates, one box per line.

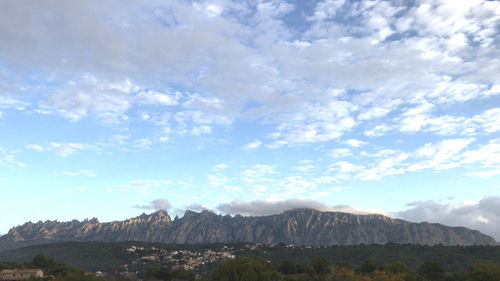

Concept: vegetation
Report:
left=1, top=253, right=500, bottom=280
left=209, top=256, right=283, bottom=281
left=195, top=256, right=500, bottom=281
left=1, top=242, right=500, bottom=280
left=204, top=257, right=499, bottom=281
left=0, top=254, right=105, bottom=281
left=146, top=266, right=195, bottom=281
left=250, top=243, right=500, bottom=273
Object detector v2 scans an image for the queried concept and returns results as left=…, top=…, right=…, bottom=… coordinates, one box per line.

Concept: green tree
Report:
left=418, top=261, right=446, bottom=281
left=210, top=257, right=283, bottom=281
left=32, top=254, right=56, bottom=269
left=384, top=261, right=417, bottom=281
left=311, top=256, right=330, bottom=275
left=275, top=260, right=297, bottom=275
left=336, top=261, right=353, bottom=270
left=469, top=263, right=500, bottom=281
left=360, top=259, right=377, bottom=275
left=146, top=266, right=195, bottom=281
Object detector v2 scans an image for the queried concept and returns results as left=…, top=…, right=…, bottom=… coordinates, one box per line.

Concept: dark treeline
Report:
left=1, top=242, right=500, bottom=274
left=252, top=243, right=500, bottom=273
left=2, top=254, right=500, bottom=281
left=149, top=256, right=500, bottom=281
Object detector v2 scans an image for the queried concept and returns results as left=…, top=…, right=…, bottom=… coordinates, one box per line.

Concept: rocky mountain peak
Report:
left=183, top=210, right=200, bottom=218
left=199, top=210, right=218, bottom=217
left=148, top=210, right=171, bottom=221
left=0, top=209, right=496, bottom=251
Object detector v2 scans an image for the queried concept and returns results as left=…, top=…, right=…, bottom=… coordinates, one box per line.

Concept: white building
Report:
left=0, top=269, right=44, bottom=281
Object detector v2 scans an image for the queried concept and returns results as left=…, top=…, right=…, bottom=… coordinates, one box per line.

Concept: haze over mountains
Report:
left=0, top=209, right=495, bottom=251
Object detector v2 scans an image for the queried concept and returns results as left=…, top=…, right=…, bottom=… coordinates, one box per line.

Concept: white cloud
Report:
left=174, top=110, right=232, bottom=126
left=397, top=102, right=434, bottom=132
left=330, top=186, right=349, bottom=192
left=427, top=79, right=490, bottom=104
left=478, top=108, right=500, bottom=133
left=105, top=179, right=173, bottom=194
left=242, top=140, right=262, bottom=150
left=183, top=93, right=224, bottom=111
left=185, top=203, right=208, bottom=212
left=333, top=161, right=365, bottom=173
left=0, top=96, right=30, bottom=110
left=364, top=124, right=392, bottom=137
left=313, top=176, right=338, bottom=185
left=206, top=4, right=222, bottom=18
left=211, top=163, right=229, bottom=171
left=466, top=169, right=500, bottom=178
left=354, top=138, right=474, bottom=180
left=61, top=170, right=96, bottom=177
left=460, top=137, right=500, bottom=169
left=291, top=164, right=315, bottom=172
left=134, top=198, right=172, bottom=210
left=49, top=142, right=94, bottom=157
left=191, top=125, right=212, bottom=135
left=41, top=75, right=133, bottom=122
left=133, top=138, right=153, bottom=150
left=25, top=144, right=44, bottom=152
left=137, top=90, right=179, bottom=106
left=216, top=198, right=388, bottom=217
left=108, top=134, right=130, bottom=145
left=397, top=197, right=500, bottom=241
left=354, top=150, right=407, bottom=180
left=330, top=148, right=352, bottom=157
left=130, top=179, right=172, bottom=187
left=241, top=164, right=277, bottom=183
left=0, top=147, right=25, bottom=168
left=344, top=138, right=367, bottom=147
left=265, top=140, right=288, bottom=149
left=367, top=106, right=500, bottom=137
left=310, top=0, right=345, bottom=21
left=357, top=105, right=394, bottom=120
left=280, top=176, right=315, bottom=194
left=270, top=100, right=357, bottom=144
left=0, top=0, right=497, bottom=148
left=207, top=174, right=229, bottom=187
left=409, top=138, right=474, bottom=171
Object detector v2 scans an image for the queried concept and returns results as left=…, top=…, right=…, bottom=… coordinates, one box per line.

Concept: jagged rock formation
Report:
left=0, top=209, right=496, bottom=251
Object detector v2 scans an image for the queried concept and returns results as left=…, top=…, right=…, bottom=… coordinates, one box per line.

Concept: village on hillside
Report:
left=116, top=243, right=316, bottom=278
left=124, top=244, right=236, bottom=271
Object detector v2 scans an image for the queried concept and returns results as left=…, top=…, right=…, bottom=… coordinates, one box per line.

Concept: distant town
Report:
left=124, top=244, right=235, bottom=272
left=118, top=243, right=312, bottom=278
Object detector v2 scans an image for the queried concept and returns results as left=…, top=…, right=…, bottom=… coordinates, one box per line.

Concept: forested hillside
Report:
left=1, top=241, right=499, bottom=278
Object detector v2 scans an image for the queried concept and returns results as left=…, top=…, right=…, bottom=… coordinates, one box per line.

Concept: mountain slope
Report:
left=0, top=209, right=495, bottom=251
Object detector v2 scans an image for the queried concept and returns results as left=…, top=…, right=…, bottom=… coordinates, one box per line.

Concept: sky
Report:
left=0, top=0, right=500, bottom=240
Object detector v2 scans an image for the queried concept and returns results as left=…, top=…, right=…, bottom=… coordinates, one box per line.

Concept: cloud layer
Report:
left=1, top=0, right=499, bottom=240
left=397, top=197, right=500, bottom=241
left=1, top=0, right=498, bottom=140
left=216, top=198, right=374, bottom=216
left=134, top=199, right=172, bottom=211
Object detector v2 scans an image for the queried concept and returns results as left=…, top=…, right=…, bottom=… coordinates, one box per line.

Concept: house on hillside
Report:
left=0, top=269, right=44, bottom=280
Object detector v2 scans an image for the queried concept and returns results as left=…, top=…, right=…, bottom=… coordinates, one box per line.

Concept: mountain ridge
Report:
left=0, top=208, right=495, bottom=251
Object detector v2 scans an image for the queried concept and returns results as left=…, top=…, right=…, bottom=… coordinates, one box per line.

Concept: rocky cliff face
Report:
left=0, top=209, right=495, bottom=251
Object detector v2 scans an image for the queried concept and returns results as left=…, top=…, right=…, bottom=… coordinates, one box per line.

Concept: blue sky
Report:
left=1, top=0, right=500, bottom=240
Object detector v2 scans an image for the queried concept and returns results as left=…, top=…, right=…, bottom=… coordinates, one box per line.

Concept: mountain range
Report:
left=0, top=209, right=496, bottom=251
